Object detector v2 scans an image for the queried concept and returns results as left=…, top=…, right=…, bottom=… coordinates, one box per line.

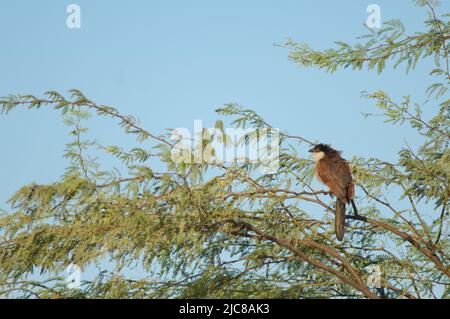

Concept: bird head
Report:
left=309, top=143, right=333, bottom=161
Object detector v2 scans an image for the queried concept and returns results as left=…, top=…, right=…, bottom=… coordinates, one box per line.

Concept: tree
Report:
left=0, top=0, right=448, bottom=299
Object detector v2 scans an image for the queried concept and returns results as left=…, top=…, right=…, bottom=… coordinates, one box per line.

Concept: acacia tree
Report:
left=0, top=0, right=448, bottom=299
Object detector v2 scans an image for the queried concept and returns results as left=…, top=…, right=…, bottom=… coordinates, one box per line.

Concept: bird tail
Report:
left=335, top=199, right=345, bottom=241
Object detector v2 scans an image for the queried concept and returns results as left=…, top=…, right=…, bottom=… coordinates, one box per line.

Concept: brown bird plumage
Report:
left=309, top=144, right=357, bottom=241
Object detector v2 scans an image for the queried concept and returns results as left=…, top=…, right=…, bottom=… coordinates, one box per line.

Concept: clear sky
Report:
left=0, top=0, right=447, bottom=210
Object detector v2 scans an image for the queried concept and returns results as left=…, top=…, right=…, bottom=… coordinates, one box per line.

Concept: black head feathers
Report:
left=308, top=143, right=334, bottom=154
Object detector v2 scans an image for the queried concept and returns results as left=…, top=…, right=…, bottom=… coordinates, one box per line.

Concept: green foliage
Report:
left=0, top=1, right=448, bottom=299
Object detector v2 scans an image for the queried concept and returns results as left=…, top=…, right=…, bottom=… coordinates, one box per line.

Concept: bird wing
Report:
left=317, top=153, right=353, bottom=203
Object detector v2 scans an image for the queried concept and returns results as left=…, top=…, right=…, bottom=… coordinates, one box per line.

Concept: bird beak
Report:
left=308, top=148, right=314, bottom=153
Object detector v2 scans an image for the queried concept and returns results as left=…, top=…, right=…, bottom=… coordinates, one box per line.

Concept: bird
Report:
left=309, top=144, right=358, bottom=241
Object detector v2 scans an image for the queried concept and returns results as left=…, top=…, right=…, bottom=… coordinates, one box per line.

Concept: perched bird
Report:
left=309, top=144, right=358, bottom=241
